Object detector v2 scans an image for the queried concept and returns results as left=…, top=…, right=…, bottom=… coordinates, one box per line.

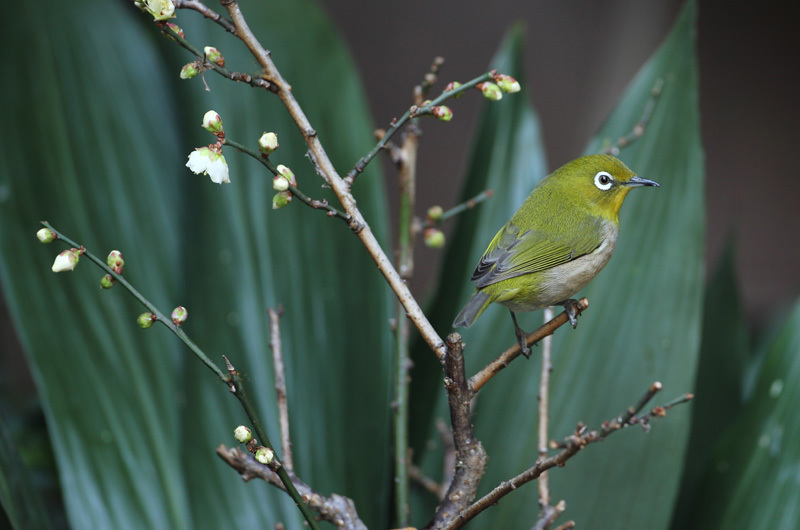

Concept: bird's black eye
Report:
left=594, top=171, right=614, bottom=190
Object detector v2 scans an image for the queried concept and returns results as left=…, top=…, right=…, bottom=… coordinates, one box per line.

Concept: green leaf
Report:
left=670, top=238, right=750, bottom=529
left=687, top=297, right=800, bottom=529
left=416, top=2, right=704, bottom=528
left=0, top=1, right=391, bottom=529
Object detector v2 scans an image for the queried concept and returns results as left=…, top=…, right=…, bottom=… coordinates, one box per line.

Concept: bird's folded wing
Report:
left=472, top=221, right=602, bottom=288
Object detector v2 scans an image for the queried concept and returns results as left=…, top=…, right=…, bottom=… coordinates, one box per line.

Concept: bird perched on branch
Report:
left=453, top=154, right=659, bottom=357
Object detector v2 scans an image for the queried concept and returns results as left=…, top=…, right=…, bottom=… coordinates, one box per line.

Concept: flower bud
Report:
left=180, top=62, right=200, bottom=79
left=431, top=105, right=453, bottom=122
left=165, top=22, right=184, bottom=40
left=476, top=82, right=503, bottom=101
left=137, top=312, right=156, bottom=329
left=234, top=425, right=252, bottom=444
left=493, top=73, right=521, bottom=93
left=258, top=132, right=279, bottom=155
left=272, top=191, right=293, bottom=210
left=36, top=228, right=57, bottom=244
left=51, top=248, right=82, bottom=272
left=427, top=205, right=444, bottom=222
left=107, top=250, right=124, bottom=274
left=186, top=146, right=230, bottom=184
left=100, top=274, right=115, bottom=289
left=424, top=228, right=446, bottom=248
left=272, top=175, right=290, bottom=192
left=171, top=306, right=188, bottom=326
left=201, top=110, right=223, bottom=134
left=204, top=46, right=225, bottom=67
left=255, top=446, right=274, bottom=465
left=276, top=164, right=297, bottom=187
left=444, top=81, right=464, bottom=98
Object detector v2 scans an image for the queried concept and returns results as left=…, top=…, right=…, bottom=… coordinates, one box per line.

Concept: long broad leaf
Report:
left=0, top=1, right=392, bottom=528
left=417, top=2, right=703, bottom=528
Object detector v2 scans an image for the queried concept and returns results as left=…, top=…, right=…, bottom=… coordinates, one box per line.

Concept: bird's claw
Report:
left=563, top=299, right=580, bottom=328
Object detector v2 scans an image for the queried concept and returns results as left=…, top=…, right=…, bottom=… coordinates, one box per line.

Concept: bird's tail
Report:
left=452, top=291, right=491, bottom=328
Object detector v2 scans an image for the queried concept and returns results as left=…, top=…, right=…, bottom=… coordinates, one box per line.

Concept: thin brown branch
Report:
left=268, top=306, right=293, bottom=470
left=533, top=500, right=567, bottom=530
left=413, top=56, right=446, bottom=106
left=409, top=465, right=443, bottom=498
left=537, top=308, right=553, bottom=512
left=468, top=299, right=589, bottom=397
left=175, top=0, right=237, bottom=34
left=423, top=334, right=488, bottom=530
left=601, top=77, right=664, bottom=155
left=217, top=445, right=367, bottom=530
left=443, top=383, right=693, bottom=530
left=221, top=0, right=448, bottom=361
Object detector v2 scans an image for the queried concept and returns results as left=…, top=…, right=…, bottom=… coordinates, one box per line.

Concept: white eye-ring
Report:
left=594, top=171, right=614, bottom=191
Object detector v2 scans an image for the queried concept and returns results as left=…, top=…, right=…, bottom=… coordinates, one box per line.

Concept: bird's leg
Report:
left=559, top=299, right=580, bottom=328
left=510, top=310, right=531, bottom=358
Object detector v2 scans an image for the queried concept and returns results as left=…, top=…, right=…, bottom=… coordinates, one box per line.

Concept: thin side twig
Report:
left=175, top=0, right=238, bottom=34
left=468, top=299, right=589, bottom=397
left=537, top=308, right=553, bottom=513
left=444, top=383, right=693, bottom=530
left=268, top=307, right=293, bottom=470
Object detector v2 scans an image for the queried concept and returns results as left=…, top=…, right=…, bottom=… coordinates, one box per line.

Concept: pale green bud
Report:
left=477, top=82, right=503, bottom=101
left=36, top=228, right=57, bottom=244
left=164, top=22, right=184, bottom=40
left=258, top=132, right=279, bottom=155
left=255, top=446, right=274, bottom=465
left=107, top=250, right=124, bottom=274
left=272, top=191, right=293, bottom=210
left=444, top=81, right=464, bottom=98
left=276, top=164, right=297, bottom=186
left=201, top=110, right=223, bottom=134
left=204, top=46, right=225, bottom=67
left=180, top=62, right=200, bottom=79
left=234, top=425, right=252, bottom=444
left=137, top=313, right=156, bottom=329
left=493, top=73, right=521, bottom=93
left=427, top=205, right=444, bottom=222
left=100, top=274, right=115, bottom=289
left=424, top=228, right=446, bottom=248
left=171, top=306, right=188, bottom=326
left=51, top=248, right=82, bottom=272
left=272, top=175, right=290, bottom=192
left=431, top=105, right=453, bottom=122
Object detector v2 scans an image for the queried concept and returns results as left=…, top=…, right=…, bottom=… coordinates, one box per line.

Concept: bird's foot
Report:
left=562, top=299, right=580, bottom=328
left=510, top=311, right=532, bottom=358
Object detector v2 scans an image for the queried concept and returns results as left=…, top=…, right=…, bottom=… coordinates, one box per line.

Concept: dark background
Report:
left=2, top=0, right=799, bottom=403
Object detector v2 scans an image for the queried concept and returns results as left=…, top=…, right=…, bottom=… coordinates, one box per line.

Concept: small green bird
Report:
left=453, top=154, right=659, bottom=357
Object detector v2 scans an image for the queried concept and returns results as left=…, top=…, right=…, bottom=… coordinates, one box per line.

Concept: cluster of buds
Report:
left=423, top=206, right=446, bottom=248
left=186, top=110, right=230, bottom=184
left=272, top=164, right=295, bottom=209
left=475, top=73, right=521, bottom=102
left=233, top=425, right=274, bottom=465
left=100, top=250, right=125, bottom=289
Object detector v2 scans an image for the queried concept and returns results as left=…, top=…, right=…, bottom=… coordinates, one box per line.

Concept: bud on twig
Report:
left=493, top=73, right=521, bottom=93
left=203, top=46, right=225, bottom=67
left=255, top=446, right=274, bottom=465
left=107, top=250, right=124, bottom=274
left=258, top=132, right=279, bottom=155
left=424, top=228, right=445, bottom=248
left=51, top=248, right=83, bottom=272
left=272, top=191, right=292, bottom=210
left=100, top=274, right=115, bottom=289
left=36, top=228, right=57, bottom=244
left=476, top=82, right=503, bottom=101
left=171, top=306, right=188, bottom=326
left=431, top=106, right=453, bottom=122
left=137, top=312, right=156, bottom=329
left=427, top=205, right=444, bottom=222
left=201, top=110, right=224, bottom=134
left=234, top=425, right=252, bottom=444
left=180, top=62, right=200, bottom=79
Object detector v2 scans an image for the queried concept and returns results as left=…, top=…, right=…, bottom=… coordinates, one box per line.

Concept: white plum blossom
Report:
left=186, top=146, right=230, bottom=184
left=134, top=0, right=175, bottom=21
left=52, top=248, right=81, bottom=272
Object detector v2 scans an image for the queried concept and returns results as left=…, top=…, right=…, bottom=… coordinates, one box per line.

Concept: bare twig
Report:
left=268, top=307, right=293, bottom=470
left=175, top=0, right=238, bottom=34
left=221, top=0, right=448, bottom=361
left=537, top=308, right=553, bottom=512
left=413, top=56, right=446, bottom=106
left=533, top=500, right=567, bottom=530
left=423, top=334, right=488, bottom=530
left=601, top=77, right=665, bottom=156
left=468, top=299, right=589, bottom=396
left=217, top=445, right=367, bottom=530
left=444, top=383, right=693, bottom=529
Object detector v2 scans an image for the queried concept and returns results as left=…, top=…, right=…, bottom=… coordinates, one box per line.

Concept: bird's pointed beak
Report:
left=625, top=176, right=660, bottom=187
